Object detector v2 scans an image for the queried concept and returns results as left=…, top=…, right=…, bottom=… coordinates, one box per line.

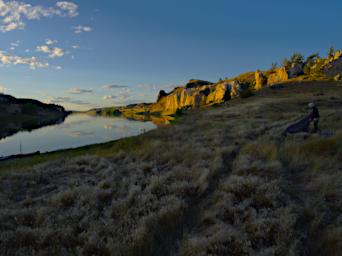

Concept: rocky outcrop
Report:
left=99, top=79, right=253, bottom=116
left=157, top=90, right=168, bottom=101
left=288, top=63, right=304, bottom=78
left=149, top=80, right=232, bottom=115
left=267, top=67, right=289, bottom=85
left=229, top=80, right=246, bottom=98
left=324, top=51, right=342, bottom=78
left=255, top=70, right=267, bottom=90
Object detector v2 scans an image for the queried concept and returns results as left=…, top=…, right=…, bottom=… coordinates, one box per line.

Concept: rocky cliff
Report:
left=92, top=48, right=342, bottom=117
left=91, top=79, right=246, bottom=117
left=149, top=80, right=230, bottom=115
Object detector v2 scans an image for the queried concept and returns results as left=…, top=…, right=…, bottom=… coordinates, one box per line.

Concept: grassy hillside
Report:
left=0, top=81, right=342, bottom=255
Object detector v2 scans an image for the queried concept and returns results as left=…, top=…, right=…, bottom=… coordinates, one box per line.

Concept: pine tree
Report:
left=328, top=46, right=335, bottom=58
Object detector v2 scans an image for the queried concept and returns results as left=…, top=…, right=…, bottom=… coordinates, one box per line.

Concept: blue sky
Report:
left=0, top=0, right=341, bottom=110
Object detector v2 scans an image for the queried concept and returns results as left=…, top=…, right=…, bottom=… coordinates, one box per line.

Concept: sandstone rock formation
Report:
left=149, top=80, right=230, bottom=115
left=255, top=70, right=267, bottom=90
left=267, top=67, right=289, bottom=85
left=229, top=80, right=244, bottom=97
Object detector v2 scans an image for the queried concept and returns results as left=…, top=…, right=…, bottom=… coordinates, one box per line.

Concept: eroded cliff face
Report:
left=149, top=80, right=231, bottom=115
left=267, top=67, right=289, bottom=85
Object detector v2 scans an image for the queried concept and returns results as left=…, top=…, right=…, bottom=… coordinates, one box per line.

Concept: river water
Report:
left=0, top=113, right=157, bottom=157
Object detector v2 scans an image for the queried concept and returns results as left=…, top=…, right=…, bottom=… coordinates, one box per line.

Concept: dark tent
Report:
left=283, top=115, right=311, bottom=135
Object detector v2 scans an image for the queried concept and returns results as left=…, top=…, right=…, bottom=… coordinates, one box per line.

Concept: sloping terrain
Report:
left=0, top=81, right=341, bottom=255
left=89, top=50, right=342, bottom=119
left=0, top=94, right=68, bottom=139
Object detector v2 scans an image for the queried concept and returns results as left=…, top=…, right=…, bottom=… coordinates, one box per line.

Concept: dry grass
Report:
left=0, top=81, right=342, bottom=255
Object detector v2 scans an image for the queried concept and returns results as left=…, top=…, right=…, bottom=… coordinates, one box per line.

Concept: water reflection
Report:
left=0, top=113, right=157, bottom=157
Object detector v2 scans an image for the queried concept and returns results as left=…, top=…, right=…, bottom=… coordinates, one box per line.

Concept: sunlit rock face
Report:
left=267, top=67, right=289, bottom=85
left=255, top=70, right=267, bottom=90
left=149, top=80, right=231, bottom=115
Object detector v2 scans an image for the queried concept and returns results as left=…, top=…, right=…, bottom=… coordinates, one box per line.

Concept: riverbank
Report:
left=0, top=94, right=69, bottom=140
left=1, top=81, right=342, bottom=255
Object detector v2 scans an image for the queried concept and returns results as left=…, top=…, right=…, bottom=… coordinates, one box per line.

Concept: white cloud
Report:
left=0, top=50, right=48, bottom=69
left=45, top=96, right=91, bottom=106
left=67, top=88, right=93, bottom=94
left=49, top=47, right=64, bottom=58
left=0, top=84, right=7, bottom=93
left=36, top=45, right=64, bottom=58
left=36, top=45, right=50, bottom=53
left=103, top=95, right=117, bottom=100
left=73, top=25, right=92, bottom=34
left=55, top=1, right=78, bottom=17
left=71, top=45, right=79, bottom=49
left=0, top=1, right=78, bottom=32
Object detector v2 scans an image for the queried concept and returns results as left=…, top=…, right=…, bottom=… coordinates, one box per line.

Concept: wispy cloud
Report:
left=55, top=1, right=78, bottom=17
left=7, top=40, right=21, bottom=50
left=102, top=84, right=128, bottom=89
left=46, top=96, right=90, bottom=106
left=67, top=88, right=94, bottom=94
left=103, top=95, right=117, bottom=100
left=119, top=90, right=131, bottom=100
left=137, top=83, right=175, bottom=91
left=73, top=25, right=92, bottom=34
left=0, top=50, right=48, bottom=69
left=0, top=1, right=78, bottom=32
left=46, top=39, right=57, bottom=45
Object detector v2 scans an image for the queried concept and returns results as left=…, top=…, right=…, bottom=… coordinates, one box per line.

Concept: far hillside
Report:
left=0, top=94, right=68, bottom=139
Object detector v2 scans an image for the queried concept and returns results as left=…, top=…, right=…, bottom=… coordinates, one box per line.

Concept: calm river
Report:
left=0, top=113, right=157, bottom=157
